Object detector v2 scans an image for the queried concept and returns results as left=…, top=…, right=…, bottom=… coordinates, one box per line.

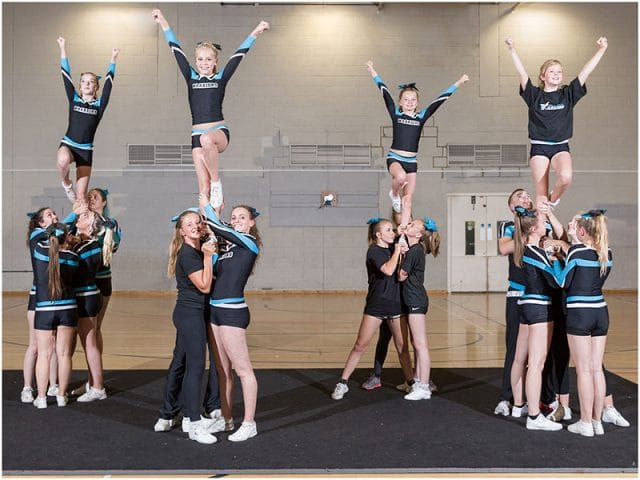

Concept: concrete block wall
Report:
left=3, top=2, right=637, bottom=291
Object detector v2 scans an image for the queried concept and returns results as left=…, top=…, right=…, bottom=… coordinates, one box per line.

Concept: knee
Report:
left=556, top=170, right=572, bottom=187
left=199, top=133, right=218, bottom=151
left=353, top=340, right=369, bottom=354
left=395, top=171, right=407, bottom=186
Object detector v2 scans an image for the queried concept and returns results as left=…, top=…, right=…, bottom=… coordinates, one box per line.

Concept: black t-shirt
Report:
left=520, top=77, right=586, bottom=143
left=364, top=244, right=402, bottom=317
left=401, top=244, right=428, bottom=307
left=175, top=244, right=209, bottom=309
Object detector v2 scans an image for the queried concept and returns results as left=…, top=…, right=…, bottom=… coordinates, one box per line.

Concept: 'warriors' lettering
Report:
left=192, top=82, right=219, bottom=89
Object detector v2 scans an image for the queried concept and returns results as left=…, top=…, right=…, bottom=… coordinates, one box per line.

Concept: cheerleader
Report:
left=152, top=9, right=269, bottom=213
left=203, top=203, right=261, bottom=442
left=554, top=210, right=612, bottom=436
left=509, top=207, right=563, bottom=431
left=331, top=218, right=412, bottom=401
left=68, top=208, right=115, bottom=402
left=398, top=217, right=440, bottom=400
left=155, top=209, right=219, bottom=444
left=56, top=37, right=119, bottom=204
left=366, top=60, right=467, bottom=227
left=22, top=208, right=60, bottom=403
left=31, top=223, right=79, bottom=408
left=505, top=37, right=608, bottom=209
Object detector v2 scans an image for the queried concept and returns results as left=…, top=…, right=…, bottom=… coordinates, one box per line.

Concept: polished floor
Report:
left=3, top=291, right=637, bottom=383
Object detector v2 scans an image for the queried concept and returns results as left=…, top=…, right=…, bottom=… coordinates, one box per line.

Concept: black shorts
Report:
left=34, top=307, right=78, bottom=330
left=60, top=143, right=93, bottom=167
left=210, top=306, right=250, bottom=329
left=28, top=290, right=36, bottom=311
left=76, top=290, right=103, bottom=318
left=566, top=307, right=609, bottom=337
left=404, top=304, right=428, bottom=315
left=191, top=127, right=230, bottom=149
left=529, top=143, right=570, bottom=160
left=386, top=157, right=418, bottom=174
left=95, top=277, right=112, bottom=297
left=518, top=301, right=553, bottom=325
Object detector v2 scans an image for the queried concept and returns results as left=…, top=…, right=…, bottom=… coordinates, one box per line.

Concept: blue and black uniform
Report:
left=364, top=244, right=402, bottom=319
left=31, top=233, right=79, bottom=330
left=72, top=238, right=103, bottom=318
left=372, top=74, right=459, bottom=173
left=517, top=244, right=562, bottom=324
left=204, top=204, right=259, bottom=329
left=497, top=221, right=526, bottom=403
left=401, top=243, right=429, bottom=315
left=555, top=244, right=612, bottom=336
left=520, top=78, right=586, bottom=159
left=27, top=227, right=48, bottom=312
left=95, top=217, right=121, bottom=298
left=162, top=28, right=257, bottom=148
left=160, top=244, right=211, bottom=422
left=60, top=56, right=115, bottom=166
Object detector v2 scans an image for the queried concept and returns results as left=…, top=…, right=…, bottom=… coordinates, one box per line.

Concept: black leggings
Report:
left=159, top=304, right=207, bottom=422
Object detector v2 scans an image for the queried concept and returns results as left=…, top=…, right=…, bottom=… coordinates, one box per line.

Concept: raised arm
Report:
left=578, top=37, right=608, bottom=86
left=99, top=47, right=119, bottom=113
left=366, top=60, right=396, bottom=117
left=58, top=36, right=76, bottom=101
left=203, top=204, right=259, bottom=255
left=422, top=74, right=468, bottom=118
left=218, top=20, right=270, bottom=82
left=504, top=37, right=529, bottom=90
left=152, top=9, right=192, bottom=82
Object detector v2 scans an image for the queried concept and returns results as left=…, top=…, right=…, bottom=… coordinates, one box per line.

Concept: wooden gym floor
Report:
left=3, top=291, right=637, bottom=383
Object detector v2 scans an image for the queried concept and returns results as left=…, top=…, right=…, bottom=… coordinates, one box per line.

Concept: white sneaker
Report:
left=21, top=387, right=35, bottom=403
left=228, top=421, right=257, bottom=442
left=56, top=394, right=68, bottom=407
left=592, top=419, right=605, bottom=435
left=395, top=381, right=412, bottom=393
left=563, top=406, right=572, bottom=420
left=47, top=384, right=59, bottom=397
left=183, top=416, right=225, bottom=434
left=494, top=400, right=511, bottom=416
left=511, top=404, right=528, bottom=418
left=210, top=180, right=223, bottom=209
left=154, top=418, right=177, bottom=432
left=389, top=190, right=402, bottom=213
left=404, top=381, right=431, bottom=401
left=568, top=420, right=594, bottom=437
left=33, top=396, right=47, bottom=409
left=526, top=414, right=563, bottom=431
left=331, top=382, right=349, bottom=400
left=188, top=420, right=218, bottom=445
left=208, top=408, right=222, bottom=419
left=77, top=386, right=107, bottom=403
left=62, top=181, right=76, bottom=203
left=602, top=406, right=630, bottom=427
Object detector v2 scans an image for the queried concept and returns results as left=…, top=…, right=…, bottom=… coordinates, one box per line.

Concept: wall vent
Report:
left=290, top=144, right=371, bottom=167
left=128, top=144, right=193, bottom=166
left=447, top=144, right=527, bottom=167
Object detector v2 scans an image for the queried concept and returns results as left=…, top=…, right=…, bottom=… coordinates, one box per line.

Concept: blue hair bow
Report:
left=398, top=82, right=418, bottom=91
left=515, top=206, right=535, bottom=218
left=171, top=207, right=200, bottom=223
left=423, top=217, right=438, bottom=232
left=367, top=216, right=380, bottom=225
left=26, top=211, right=37, bottom=219
left=99, top=188, right=109, bottom=197
left=581, top=208, right=607, bottom=219
left=246, top=207, right=260, bottom=218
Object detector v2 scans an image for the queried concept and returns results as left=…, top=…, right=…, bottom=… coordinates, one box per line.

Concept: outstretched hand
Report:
left=456, top=74, right=469, bottom=87
left=151, top=9, right=164, bottom=23
left=57, top=36, right=66, bottom=48
left=111, top=47, right=120, bottom=62
left=365, top=60, right=376, bottom=76
left=596, top=36, right=608, bottom=50
left=504, top=37, right=515, bottom=50
left=253, top=20, right=270, bottom=36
